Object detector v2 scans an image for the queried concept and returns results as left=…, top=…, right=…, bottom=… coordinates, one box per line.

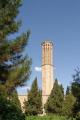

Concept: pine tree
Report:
left=71, top=68, right=80, bottom=119
left=66, top=86, right=70, bottom=95
left=9, top=90, right=21, bottom=109
left=0, top=0, right=31, bottom=119
left=0, top=0, right=31, bottom=96
left=24, top=78, right=42, bottom=115
left=0, top=95, right=24, bottom=120
left=62, top=86, right=76, bottom=117
left=45, top=79, right=64, bottom=115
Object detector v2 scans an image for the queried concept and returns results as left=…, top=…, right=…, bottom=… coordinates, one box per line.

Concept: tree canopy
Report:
left=0, top=0, right=31, bottom=96
left=45, top=79, right=64, bottom=115
left=71, top=68, right=80, bottom=119
left=0, top=0, right=31, bottom=119
left=24, top=78, right=42, bottom=115
left=62, top=86, right=76, bottom=117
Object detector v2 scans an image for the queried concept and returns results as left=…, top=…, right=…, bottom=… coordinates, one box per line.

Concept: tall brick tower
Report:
left=41, top=41, right=54, bottom=107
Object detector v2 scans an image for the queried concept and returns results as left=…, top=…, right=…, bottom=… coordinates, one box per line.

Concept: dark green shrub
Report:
left=0, top=96, right=25, bottom=120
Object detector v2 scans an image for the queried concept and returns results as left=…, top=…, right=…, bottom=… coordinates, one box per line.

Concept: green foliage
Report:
left=76, top=112, right=80, bottom=120
left=0, top=95, right=25, bottom=120
left=62, top=86, right=76, bottom=117
left=25, top=115, right=75, bottom=120
left=24, top=78, right=42, bottom=115
left=66, top=86, right=70, bottom=95
left=62, top=93, right=76, bottom=117
left=0, top=0, right=31, bottom=119
left=8, top=90, right=21, bottom=109
left=0, top=0, right=31, bottom=95
left=45, top=79, right=64, bottom=115
left=71, top=68, right=80, bottom=119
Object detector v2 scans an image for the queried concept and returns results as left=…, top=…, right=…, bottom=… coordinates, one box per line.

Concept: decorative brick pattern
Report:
left=41, top=41, right=54, bottom=106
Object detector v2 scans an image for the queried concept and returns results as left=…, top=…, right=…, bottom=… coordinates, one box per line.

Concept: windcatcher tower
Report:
left=41, top=41, right=54, bottom=106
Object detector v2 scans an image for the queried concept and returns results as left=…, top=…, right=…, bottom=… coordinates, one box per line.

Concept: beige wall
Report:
left=18, top=95, right=27, bottom=111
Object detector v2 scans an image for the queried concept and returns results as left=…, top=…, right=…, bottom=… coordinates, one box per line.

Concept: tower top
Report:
left=41, top=41, right=53, bottom=46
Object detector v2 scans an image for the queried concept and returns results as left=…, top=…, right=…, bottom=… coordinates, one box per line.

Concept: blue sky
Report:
left=17, top=0, right=80, bottom=94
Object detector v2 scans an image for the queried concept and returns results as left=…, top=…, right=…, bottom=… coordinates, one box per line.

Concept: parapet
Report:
left=41, top=41, right=53, bottom=46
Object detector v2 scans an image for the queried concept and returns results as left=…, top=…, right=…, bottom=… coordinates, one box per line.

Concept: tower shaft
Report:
left=42, top=41, right=54, bottom=106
